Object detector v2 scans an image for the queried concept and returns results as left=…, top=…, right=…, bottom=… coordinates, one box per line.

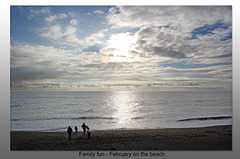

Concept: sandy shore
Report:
left=11, top=125, right=232, bottom=150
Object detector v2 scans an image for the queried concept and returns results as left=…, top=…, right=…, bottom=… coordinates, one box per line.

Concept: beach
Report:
left=11, top=125, right=232, bottom=150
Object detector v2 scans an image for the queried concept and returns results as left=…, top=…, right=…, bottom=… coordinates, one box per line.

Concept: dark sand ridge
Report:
left=11, top=125, right=232, bottom=150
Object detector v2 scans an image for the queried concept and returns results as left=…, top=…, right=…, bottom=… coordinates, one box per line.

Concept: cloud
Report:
left=83, top=84, right=98, bottom=87
left=10, top=44, right=118, bottom=86
left=148, top=82, right=200, bottom=87
left=45, top=13, right=68, bottom=23
left=133, top=27, right=189, bottom=59
left=11, top=6, right=232, bottom=91
left=39, top=24, right=63, bottom=40
left=59, top=13, right=68, bottom=19
left=85, top=32, right=105, bottom=45
left=34, top=6, right=231, bottom=64
left=158, top=65, right=232, bottom=83
left=106, top=6, right=232, bottom=65
left=10, top=43, right=145, bottom=88
left=45, top=15, right=58, bottom=23
left=107, top=6, right=231, bottom=31
left=70, top=19, right=79, bottom=25
left=11, top=45, right=69, bottom=84
left=38, top=22, right=106, bottom=47
left=93, top=10, right=105, bottom=14
left=10, top=43, right=231, bottom=90
left=132, top=25, right=231, bottom=65
left=28, top=7, right=51, bottom=19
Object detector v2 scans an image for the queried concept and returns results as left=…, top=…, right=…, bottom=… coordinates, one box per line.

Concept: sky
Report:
left=10, top=6, right=232, bottom=91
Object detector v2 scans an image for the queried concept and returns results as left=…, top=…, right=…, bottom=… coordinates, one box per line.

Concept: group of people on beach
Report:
left=67, top=122, right=90, bottom=141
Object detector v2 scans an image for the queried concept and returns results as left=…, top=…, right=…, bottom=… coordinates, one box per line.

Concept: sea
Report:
left=10, top=91, right=232, bottom=132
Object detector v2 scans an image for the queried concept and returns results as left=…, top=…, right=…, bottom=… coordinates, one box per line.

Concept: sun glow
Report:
left=108, top=33, right=134, bottom=62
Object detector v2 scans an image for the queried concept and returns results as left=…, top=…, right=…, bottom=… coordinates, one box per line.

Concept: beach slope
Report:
left=11, top=125, right=232, bottom=150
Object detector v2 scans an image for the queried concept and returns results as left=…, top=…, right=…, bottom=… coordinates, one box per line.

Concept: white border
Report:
left=9, top=0, right=235, bottom=6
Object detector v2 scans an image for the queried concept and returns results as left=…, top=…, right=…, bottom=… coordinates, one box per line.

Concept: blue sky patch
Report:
left=190, top=21, right=231, bottom=40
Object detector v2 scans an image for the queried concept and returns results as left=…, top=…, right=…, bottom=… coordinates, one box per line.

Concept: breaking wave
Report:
left=177, top=116, right=232, bottom=122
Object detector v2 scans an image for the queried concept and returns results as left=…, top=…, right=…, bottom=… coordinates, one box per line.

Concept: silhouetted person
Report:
left=74, top=126, right=78, bottom=133
left=81, top=123, right=87, bottom=135
left=86, top=126, right=90, bottom=132
left=86, top=126, right=90, bottom=139
left=67, top=126, right=73, bottom=141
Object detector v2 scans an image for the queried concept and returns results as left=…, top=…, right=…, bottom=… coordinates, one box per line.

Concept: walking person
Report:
left=81, top=123, right=87, bottom=135
left=74, top=126, right=78, bottom=133
left=67, top=126, right=73, bottom=141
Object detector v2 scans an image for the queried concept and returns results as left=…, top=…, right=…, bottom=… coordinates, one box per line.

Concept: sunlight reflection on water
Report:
left=110, top=91, right=140, bottom=128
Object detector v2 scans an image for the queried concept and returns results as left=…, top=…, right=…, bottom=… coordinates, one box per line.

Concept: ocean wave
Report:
left=66, top=104, right=80, bottom=106
left=12, top=116, right=114, bottom=121
left=11, top=104, right=23, bottom=107
left=177, top=116, right=232, bottom=122
left=76, top=116, right=114, bottom=120
left=132, top=117, right=145, bottom=120
left=84, top=109, right=95, bottom=113
left=11, top=118, right=26, bottom=121
left=42, top=127, right=68, bottom=131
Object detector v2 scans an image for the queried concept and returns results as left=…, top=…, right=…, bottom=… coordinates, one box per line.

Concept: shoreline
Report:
left=11, top=125, right=232, bottom=150
left=10, top=123, right=233, bottom=132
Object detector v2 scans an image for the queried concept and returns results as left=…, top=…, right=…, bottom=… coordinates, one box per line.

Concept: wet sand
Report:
left=10, top=125, right=232, bottom=150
